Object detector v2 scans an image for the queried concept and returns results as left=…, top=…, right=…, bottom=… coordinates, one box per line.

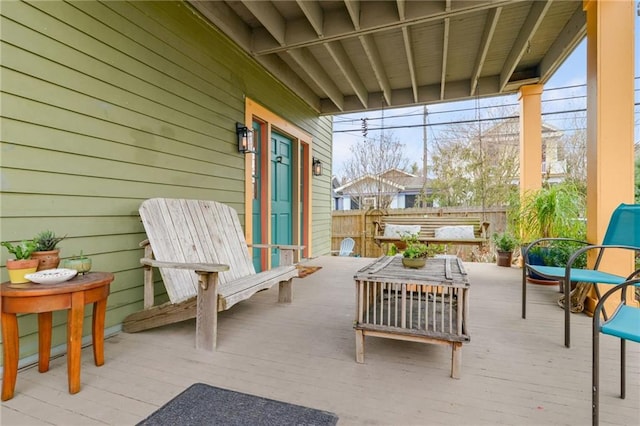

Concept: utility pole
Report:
left=420, top=105, right=428, bottom=208
left=422, top=105, right=428, bottom=181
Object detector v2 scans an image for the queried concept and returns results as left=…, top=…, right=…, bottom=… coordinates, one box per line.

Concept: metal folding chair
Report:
left=592, top=275, right=640, bottom=426
left=522, top=203, right=640, bottom=347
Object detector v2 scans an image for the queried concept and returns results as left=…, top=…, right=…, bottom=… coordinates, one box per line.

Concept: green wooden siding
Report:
left=0, top=0, right=332, bottom=363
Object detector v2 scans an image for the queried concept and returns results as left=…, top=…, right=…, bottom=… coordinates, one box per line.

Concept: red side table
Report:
left=1, top=272, right=113, bottom=400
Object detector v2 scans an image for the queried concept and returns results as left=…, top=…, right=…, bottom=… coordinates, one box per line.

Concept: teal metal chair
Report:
left=592, top=274, right=640, bottom=426
left=522, top=203, right=640, bottom=347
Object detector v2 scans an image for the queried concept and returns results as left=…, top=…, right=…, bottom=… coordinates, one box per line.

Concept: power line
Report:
left=334, top=104, right=640, bottom=133
left=333, top=78, right=640, bottom=124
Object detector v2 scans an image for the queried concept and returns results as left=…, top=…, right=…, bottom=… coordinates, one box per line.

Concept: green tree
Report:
left=430, top=116, right=519, bottom=208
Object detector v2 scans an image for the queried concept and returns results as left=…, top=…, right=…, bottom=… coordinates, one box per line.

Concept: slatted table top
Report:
left=354, top=255, right=469, bottom=288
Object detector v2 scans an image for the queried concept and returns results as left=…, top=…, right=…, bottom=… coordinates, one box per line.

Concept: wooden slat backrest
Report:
left=139, top=198, right=256, bottom=304
left=380, top=216, right=485, bottom=239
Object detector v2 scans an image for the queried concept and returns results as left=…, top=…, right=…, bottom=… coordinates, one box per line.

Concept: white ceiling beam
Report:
left=360, top=33, right=392, bottom=106
left=318, top=76, right=502, bottom=115
left=499, top=0, right=552, bottom=92
left=402, top=27, right=418, bottom=103
left=440, top=17, right=450, bottom=100
left=325, top=42, right=368, bottom=109
left=470, top=6, right=502, bottom=96
left=439, top=0, right=452, bottom=99
left=539, top=7, right=586, bottom=82
left=296, top=0, right=324, bottom=37
left=396, top=0, right=406, bottom=20
left=286, top=49, right=344, bottom=111
left=255, top=0, right=514, bottom=55
left=242, top=0, right=287, bottom=46
left=344, top=0, right=361, bottom=30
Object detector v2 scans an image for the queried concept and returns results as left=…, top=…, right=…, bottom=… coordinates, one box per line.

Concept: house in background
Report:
left=336, top=118, right=567, bottom=211
left=334, top=169, right=433, bottom=210
left=481, top=118, right=568, bottom=184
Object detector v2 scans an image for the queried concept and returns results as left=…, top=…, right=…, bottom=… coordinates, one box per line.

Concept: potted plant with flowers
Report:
left=1, top=240, right=39, bottom=283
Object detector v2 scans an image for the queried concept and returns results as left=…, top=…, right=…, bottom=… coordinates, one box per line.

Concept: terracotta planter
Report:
left=31, top=249, right=60, bottom=271
left=6, top=258, right=39, bottom=284
left=496, top=250, right=512, bottom=267
left=402, top=257, right=426, bottom=268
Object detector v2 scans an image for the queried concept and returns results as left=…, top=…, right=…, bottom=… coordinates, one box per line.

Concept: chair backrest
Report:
left=139, top=198, right=256, bottom=303
left=339, top=238, right=355, bottom=256
left=601, top=204, right=640, bottom=248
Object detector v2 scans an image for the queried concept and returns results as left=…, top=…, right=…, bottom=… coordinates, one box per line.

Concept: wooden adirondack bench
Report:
left=122, top=198, right=302, bottom=351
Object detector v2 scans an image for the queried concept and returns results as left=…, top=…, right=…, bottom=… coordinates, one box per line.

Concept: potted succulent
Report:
left=1, top=240, right=39, bottom=283
left=493, top=232, right=517, bottom=267
left=400, top=234, right=443, bottom=268
left=32, top=230, right=66, bottom=271
left=61, top=251, right=92, bottom=275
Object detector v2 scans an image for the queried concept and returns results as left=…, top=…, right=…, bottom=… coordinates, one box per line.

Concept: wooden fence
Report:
left=331, top=207, right=507, bottom=259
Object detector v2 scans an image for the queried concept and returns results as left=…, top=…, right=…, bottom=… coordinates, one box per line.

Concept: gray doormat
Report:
left=137, top=383, right=339, bottom=426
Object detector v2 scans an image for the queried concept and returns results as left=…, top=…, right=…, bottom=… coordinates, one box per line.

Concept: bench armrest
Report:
left=249, top=244, right=305, bottom=251
left=140, top=258, right=229, bottom=273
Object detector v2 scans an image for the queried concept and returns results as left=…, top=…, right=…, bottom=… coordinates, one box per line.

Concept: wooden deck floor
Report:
left=1, top=256, right=638, bottom=425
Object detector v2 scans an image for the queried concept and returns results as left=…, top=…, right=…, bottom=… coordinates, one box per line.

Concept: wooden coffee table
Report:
left=354, top=256, right=470, bottom=378
left=0, top=272, right=113, bottom=400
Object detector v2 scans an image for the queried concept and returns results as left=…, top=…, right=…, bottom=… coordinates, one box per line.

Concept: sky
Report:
left=332, top=20, right=640, bottom=178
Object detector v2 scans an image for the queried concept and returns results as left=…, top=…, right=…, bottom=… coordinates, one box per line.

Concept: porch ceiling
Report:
left=189, top=0, right=585, bottom=115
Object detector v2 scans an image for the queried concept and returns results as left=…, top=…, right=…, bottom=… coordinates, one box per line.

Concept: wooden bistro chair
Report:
left=522, top=203, right=640, bottom=348
left=592, top=275, right=640, bottom=426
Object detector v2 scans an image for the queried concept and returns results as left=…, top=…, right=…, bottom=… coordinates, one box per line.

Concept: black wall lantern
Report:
left=236, top=122, right=255, bottom=153
left=312, top=157, right=323, bottom=176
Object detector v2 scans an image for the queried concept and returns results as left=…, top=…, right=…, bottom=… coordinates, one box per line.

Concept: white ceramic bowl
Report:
left=25, top=268, right=77, bottom=285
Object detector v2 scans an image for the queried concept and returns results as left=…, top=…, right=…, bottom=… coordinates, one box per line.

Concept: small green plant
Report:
left=387, top=243, right=398, bottom=256
left=68, top=250, right=89, bottom=260
left=34, top=230, right=66, bottom=251
left=492, top=232, right=517, bottom=252
left=400, top=234, right=444, bottom=259
left=1, top=240, right=38, bottom=260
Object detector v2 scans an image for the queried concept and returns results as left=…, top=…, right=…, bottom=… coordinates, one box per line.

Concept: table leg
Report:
left=38, top=312, right=53, bottom=373
left=1, top=312, right=19, bottom=401
left=355, top=330, right=365, bottom=363
left=67, top=292, right=84, bottom=394
left=92, top=298, right=107, bottom=366
left=451, top=342, right=462, bottom=379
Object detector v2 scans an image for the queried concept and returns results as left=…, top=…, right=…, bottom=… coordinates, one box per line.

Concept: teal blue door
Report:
left=271, top=132, right=293, bottom=267
left=251, top=122, right=263, bottom=271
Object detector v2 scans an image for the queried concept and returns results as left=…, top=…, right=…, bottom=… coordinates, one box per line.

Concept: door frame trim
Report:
left=243, top=98, right=313, bottom=265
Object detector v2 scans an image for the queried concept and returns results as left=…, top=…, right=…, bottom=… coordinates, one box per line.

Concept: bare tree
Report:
left=340, top=132, right=410, bottom=209
left=557, top=114, right=586, bottom=190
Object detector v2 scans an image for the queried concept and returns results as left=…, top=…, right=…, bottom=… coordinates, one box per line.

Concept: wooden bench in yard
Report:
left=373, top=215, right=490, bottom=248
left=122, top=198, right=302, bottom=351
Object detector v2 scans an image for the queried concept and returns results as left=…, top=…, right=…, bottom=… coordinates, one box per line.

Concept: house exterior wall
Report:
left=0, top=1, right=332, bottom=362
